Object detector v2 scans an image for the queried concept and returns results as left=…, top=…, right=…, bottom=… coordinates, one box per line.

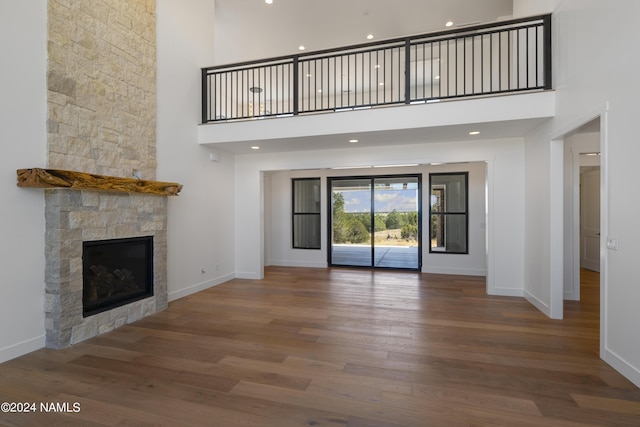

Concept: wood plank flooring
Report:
left=1, top=267, right=639, bottom=426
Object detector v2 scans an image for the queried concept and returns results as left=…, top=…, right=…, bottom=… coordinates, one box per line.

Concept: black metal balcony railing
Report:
left=202, top=14, right=551, bottom=123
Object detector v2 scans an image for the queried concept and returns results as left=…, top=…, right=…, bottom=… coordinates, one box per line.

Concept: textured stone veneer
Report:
left=47, top=0, right=156, bottom=179
left=44, top=0, right=163, bottom=347
left=44, top=189, right=168, bottom=348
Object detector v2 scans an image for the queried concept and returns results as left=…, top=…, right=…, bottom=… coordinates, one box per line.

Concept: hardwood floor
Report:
left=1, top=267, right=639, bottom=426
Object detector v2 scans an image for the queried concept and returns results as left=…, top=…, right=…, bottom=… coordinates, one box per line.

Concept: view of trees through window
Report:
left=332, top=191, right=418, bottom=244
left=329, top=175, right=421, bottom=269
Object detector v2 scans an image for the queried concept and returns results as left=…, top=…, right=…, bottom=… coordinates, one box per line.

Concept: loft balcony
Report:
left=199, top=15, right=554, bottom=153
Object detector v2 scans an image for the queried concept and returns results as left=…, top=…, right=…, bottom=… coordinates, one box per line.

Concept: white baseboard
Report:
left=0, top=335, right=45, bottom=364
left=524, top=289, right=551, bottom=317
left=168, top=272, right=234, bottom=302
left=564, top=291, right=580, bottom=301
left=269, top=260, right=328, bottom=269
left=234, top=272, right=263, bottom=280
left=421, top=266, right=486, bottom=276
left=491, top=287, right=524, bottom=297
left=603, top=347, right=640, bottom=389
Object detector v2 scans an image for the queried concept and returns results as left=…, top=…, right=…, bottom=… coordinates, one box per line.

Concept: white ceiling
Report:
left=202, top=92, right=555, bottom=154
left=214, top=0, right=514, bottom=64
left=206, top=116, right=549, bottom=155
left=207, top=1, right=543, bottom=156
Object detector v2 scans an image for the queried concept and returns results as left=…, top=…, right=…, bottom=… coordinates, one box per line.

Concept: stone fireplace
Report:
left=44, top=189, right=168, bottom=348
left=41, top=0, right=165, bottom=347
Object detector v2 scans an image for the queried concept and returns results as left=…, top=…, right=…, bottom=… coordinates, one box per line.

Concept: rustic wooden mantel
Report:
left=17, top=168, right=182, bottom=196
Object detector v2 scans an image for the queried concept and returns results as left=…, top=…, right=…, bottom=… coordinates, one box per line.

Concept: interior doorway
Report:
left=564, top=117, right=601, bottom=303
left=560, top=115, right=602, bottom=349
left=578, top=155, right=601, bottom=340
left=328, top=174, right=421, bottom=270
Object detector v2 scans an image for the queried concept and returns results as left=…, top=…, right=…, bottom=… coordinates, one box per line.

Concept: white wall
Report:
left=513, top=0, right=556, bottom=17
left=0, top=1, right=48, bottom=362
left=156, top=0, right=236, bottom=301
left=267, top=169, right=329, bottom=269
left=424, top=162, right=487, bottom=275
left=266, top=162, right=487, bottom=276
left=523, top=124, right=553, bottom=316
left=236, top=137, right=524, bottom=296
left=522, top=0, right=640, bottom=387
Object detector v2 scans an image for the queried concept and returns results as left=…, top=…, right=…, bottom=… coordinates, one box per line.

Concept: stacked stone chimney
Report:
left=44, top=0, right=167, bottom=347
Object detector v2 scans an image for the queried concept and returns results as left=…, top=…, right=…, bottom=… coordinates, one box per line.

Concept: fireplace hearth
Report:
left=83, top=236, right=154, bottom=317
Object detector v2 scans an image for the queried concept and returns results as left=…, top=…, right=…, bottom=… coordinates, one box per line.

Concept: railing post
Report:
left=201, top=68, right=208, bottom=123
left=543, top=14, right=552, bottom=90
left=404, top=39, right=411, bottom=104
left=293, top=57, right=299, bottom=115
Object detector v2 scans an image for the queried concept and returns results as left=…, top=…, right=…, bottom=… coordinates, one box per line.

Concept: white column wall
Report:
left=157, top=0, right=236, bottom=300
left=521, top=0, right=640, bottom=387
left=235, top=137, right=524, bottom=296
left=0, top=1, right=48, bottom=362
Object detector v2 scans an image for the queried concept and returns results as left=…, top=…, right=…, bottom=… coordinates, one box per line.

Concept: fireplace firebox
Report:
left=82, top=236, right=154, bottom=317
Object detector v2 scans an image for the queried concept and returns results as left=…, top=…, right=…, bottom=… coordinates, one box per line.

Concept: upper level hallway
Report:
left=198, top=13, right=555, bottom=154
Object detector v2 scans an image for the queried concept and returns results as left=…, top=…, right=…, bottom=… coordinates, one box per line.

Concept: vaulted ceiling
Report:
left=214, top=0, right=514, bottom=65
left=205, top=1, right=554, bottom=155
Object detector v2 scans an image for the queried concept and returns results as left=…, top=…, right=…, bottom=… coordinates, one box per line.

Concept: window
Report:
left=328, top=174, right=421, bottom=269
left=429, top=172, right=468, bottom=254
left=292, top=178, right=321, bottom=249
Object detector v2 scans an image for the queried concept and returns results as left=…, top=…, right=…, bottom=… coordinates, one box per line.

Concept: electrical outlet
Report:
left=200, top=267, right=206, bottom=274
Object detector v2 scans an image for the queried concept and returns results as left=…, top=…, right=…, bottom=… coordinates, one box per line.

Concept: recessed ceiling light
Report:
left=348, top=139, right=359, bottom=143
left=366, top=34, right=374, bottom=40
left=379, top=82, right=385, bottom=86
left=298, top=45, right=305, bottom=51
left=469, top=131, right=480, bottom=135
left=251, top=146, right=260, bottom=150
left=265, top=0, right=273, bottom=4
left=446, top=21, right=454, bottom=27
left=374, top=64, right=381, bottom=69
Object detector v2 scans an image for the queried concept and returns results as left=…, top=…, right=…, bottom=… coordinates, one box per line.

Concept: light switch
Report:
left=606, top=237, right=618, bottom=250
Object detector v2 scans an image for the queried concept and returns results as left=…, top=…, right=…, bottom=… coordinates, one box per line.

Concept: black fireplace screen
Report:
left=82, top=236, right=154, bottom=317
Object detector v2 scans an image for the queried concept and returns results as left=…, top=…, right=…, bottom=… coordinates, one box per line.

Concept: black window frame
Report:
left=429, top=172, right=469, bottom=255
left=292, top=177, right=322, bottom=250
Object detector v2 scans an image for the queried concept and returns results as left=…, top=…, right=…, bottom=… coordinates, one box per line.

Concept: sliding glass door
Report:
left=329, top=178, right=373, bottom=266
left=373, top=177, right=420, bottom=268
left=329, top=175, right=421, bottom=270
